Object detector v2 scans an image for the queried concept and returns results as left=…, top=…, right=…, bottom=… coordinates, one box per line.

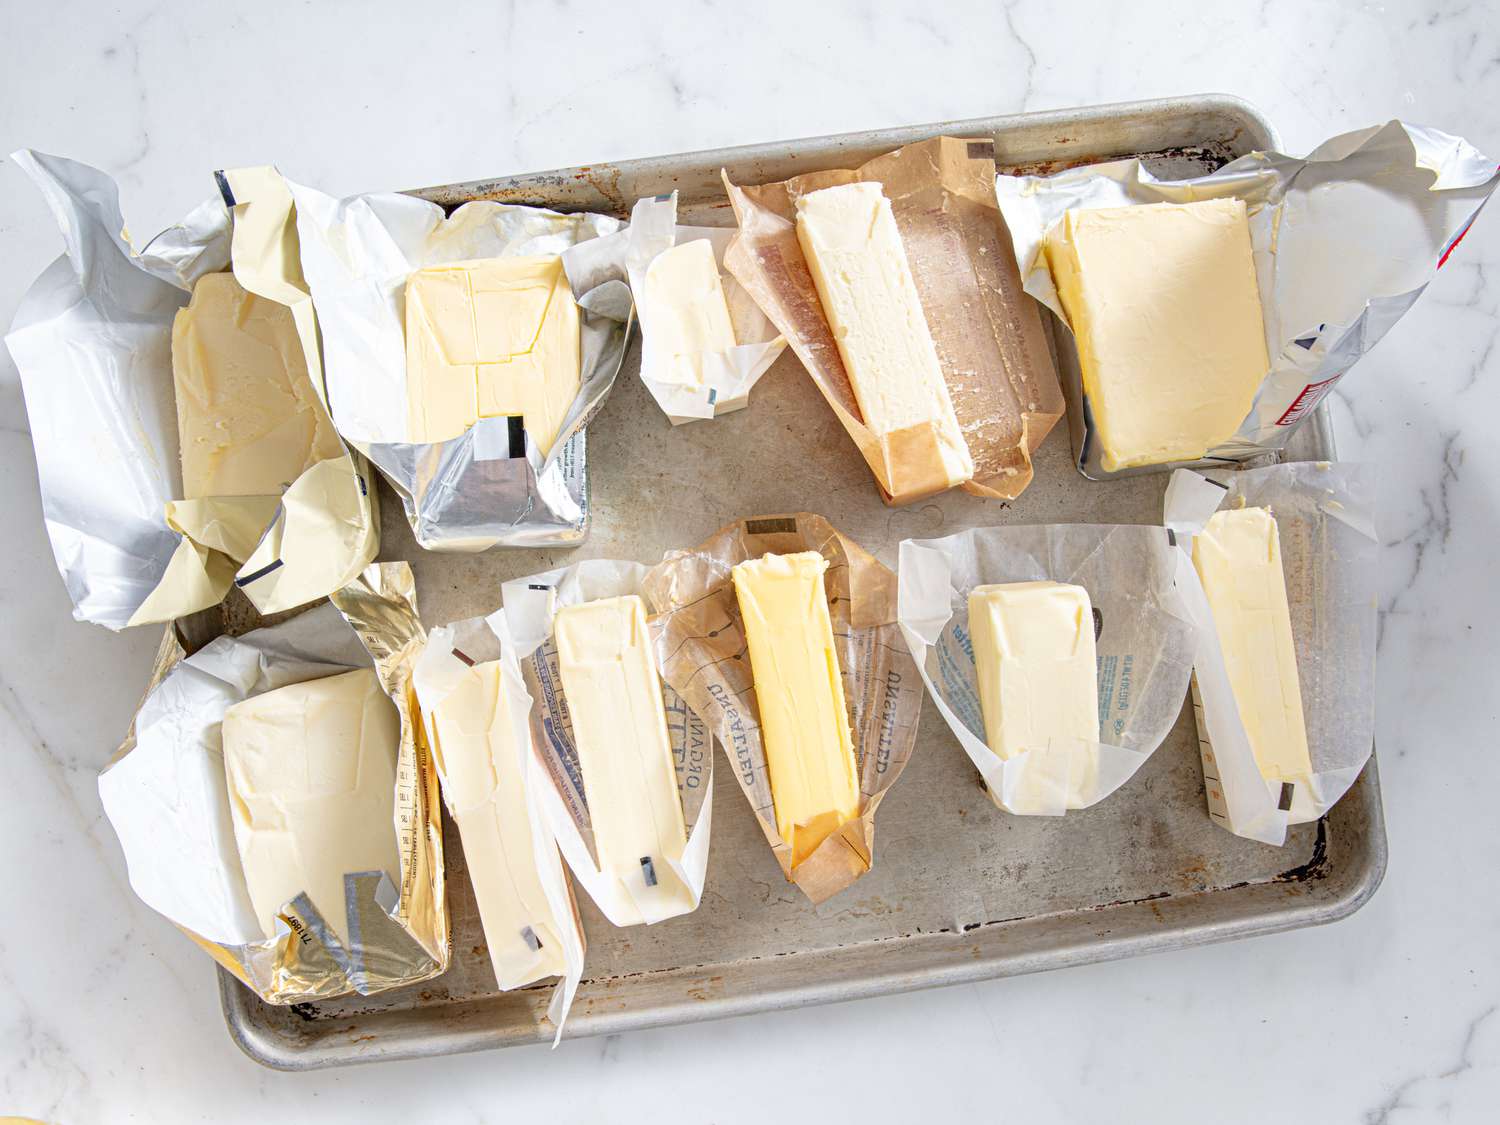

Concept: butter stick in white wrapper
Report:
left=491, top=560, right=712, bottom=928
left=415, top=619, right=585, bottom=1036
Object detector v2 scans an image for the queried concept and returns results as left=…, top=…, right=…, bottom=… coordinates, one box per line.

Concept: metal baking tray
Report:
left=218, top=94, right=1387, bottom=1069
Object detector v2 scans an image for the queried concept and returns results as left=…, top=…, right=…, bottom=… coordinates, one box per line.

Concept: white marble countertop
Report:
left=2, top=2, right=1496, bottom=1121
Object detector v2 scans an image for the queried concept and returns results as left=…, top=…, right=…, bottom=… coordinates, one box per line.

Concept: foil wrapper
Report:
left=4, top=153, right=379, bottom=629
left=491, top=560, right=713, bottom=927
left=288, top=179, right=634, bottom=550
left=1165, top=462, right=1378, bottom=845
left=896, top=524, right=1196, bottom=815
left=641, top=513, right=923, bottom=904
left=995, top=120, right=1500, bottom=479
left=99, top=562, right=449, bottom=1004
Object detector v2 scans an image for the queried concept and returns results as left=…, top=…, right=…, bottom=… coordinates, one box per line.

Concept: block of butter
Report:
left=1192, top=506, right=1314, bottom=800
left=427, top=659, right=570, bottom=990
left=969, top=581, right=1099, bottom=807
left=795, top=182, right=974, bottom=494
left=732, top=551, right=860, bottom=866
left=1046, top=199, right=1269, bottom=471
left=172, top=271, right=345, bottom=499
left=404, top=255, right=580, bottom=453
left=221, top=668, right=400, bottom=945
left=642, top=238, right=737, bottom=389
left=553, top=595, right=689, bottom=903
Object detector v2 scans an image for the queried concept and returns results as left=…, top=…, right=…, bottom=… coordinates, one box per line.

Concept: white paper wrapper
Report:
left=1165, top=462, right=1378, bottom=845
left=625, top=192, right=786, bottom=423
left=413, top=618, right=586, bottom=1038
left=289, top=179, right=635, bottom=550
left=996, top=120, right=1500, bottom=478
left=5, top=152, right=378, bottom=628
left=489, top=560, right=712, bottom=927
left=897, top=525, right=1197, bottom=815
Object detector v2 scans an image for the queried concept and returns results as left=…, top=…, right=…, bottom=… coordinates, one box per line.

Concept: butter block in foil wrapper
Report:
left=99, top=562, right=448, bottom=1004
left=996, top=120, right=1500, bottom=479
left=288, top=178, right=634, bottom=551
left=4, top=154, right=378, bottom=629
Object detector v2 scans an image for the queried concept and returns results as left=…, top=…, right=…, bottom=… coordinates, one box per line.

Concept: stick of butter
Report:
left=1046, top=199, right=1269, bottom=471
left=732, top=551, right=859, bottom=867
left=172, top=272, right=345, bottom=499
left=794, top=182, right=974, bottom=493
left=404, top=255, right=580, bottom=453
left=221, top=668, right=400, bottom=945
left=1192, top=507, right=1314, bottom=797
left=427, top=659, right=571, bottom=990
left=643, top=238, right=737, bottom=389
left=553, top=595, right=688, bottom=903
left=969, top=581, right=1099, bottom=808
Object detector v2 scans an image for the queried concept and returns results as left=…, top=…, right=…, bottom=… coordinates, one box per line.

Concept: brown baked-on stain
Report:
left=1001, top=141, right=1238, bottom=180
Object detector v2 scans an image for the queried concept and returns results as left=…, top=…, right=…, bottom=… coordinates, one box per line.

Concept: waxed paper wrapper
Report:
left=996, top=120, right=1500, bottom=479
left=414, top=616, right=586, bottom=1040
left=722, top=136, right=1063, bottom=506
left=490, top=560, right=713, bottom=927
left=897, top=525, right=1196, bottom=816
left=624, top=192, right=786, bottom=423
left=1165, top=462, right=1378, bottom=845
left=97, top=562, right=448, bottom=1003
left=641, top=513, right=923, bottom=903
left=290, top=178, right=635, bottom=550
left=3, top=153, right=378, bottom=629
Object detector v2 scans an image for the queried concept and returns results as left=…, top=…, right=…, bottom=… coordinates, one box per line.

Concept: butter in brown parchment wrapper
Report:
left=640, top=513, right=923, bottom=903
left=721, top=137, right=1062, bottom=506
left=99, top=561, right=448, bottom=1004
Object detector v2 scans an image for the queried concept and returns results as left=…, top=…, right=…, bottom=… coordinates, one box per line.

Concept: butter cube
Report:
left=968, top=580, right=1099, bottom=764
left=221, top=668, right=400, bottom=945
left=1046, top=199, right=1269, bottom=471
left=404, top=255, right=580, bottom=453
left=643, top=238, right=737, bottom=388
left=171, top=272, right=344, bottom=499
left=553, top=595, right=688, bottom=900
left=1192, top=507, right=1313, bottom=792
left=795, top=182, right=973, bottom=491
left=732, top=551, right=859, bottom=866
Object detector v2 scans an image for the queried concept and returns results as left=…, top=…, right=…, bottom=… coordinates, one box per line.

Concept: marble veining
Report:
left=2, top=1, right=1498, bottom=1122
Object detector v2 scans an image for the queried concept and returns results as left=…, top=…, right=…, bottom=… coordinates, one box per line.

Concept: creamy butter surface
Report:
left=643, top=238, right=737, bottom=388
left=732, top=551, right=859, bottom=866
left=172, top=271, right=344, bottom=499
left=404, top=255, right=580, bottom=452
left=1046, top=199, right=1268, bottom=471
left=220, top=668, right=400, bottom=945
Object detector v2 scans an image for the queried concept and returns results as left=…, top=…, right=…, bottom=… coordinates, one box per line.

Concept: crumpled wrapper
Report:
left=289, top=179, right=635, bottom=550
left=642, top=513, right=923, bottom=903
left=1165, top=463, right=1378, bottom=845
left=722, top=136, right=1063, bottom=506
left=996, top=120, right=1500, bottom=478
left=413, top=617, right=586, bottom=1040
left=490, top=560, right=713, bottom=926
left=4, top=153, right=378, bottom=629
left=897, top=525, right=1197, bottom=815
left=624, top=192, right=786, bottom=423
left=97, top=562, right=448, bottom=1003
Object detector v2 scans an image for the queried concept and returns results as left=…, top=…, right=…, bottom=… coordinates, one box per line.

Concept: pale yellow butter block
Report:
left=794, top=182, right=973, bottom=490
left=221, top=668, right=400, bottom=945
left=643, top=238, right=737, bottom=388
left=404, top=255, right=580, bottom=453
left=428, top=660, right=569, bottom=988
left=1192, top=507, right=1314, bottom=790
left=732, top=551, right=859, bottom=867
left=968, top=581, right=1099, bottom=764
left=553, top=595, right=687, bottom=894
left=172, top=272, right=344, bottom=499
left=1046, top=199, right=1269, bottom=471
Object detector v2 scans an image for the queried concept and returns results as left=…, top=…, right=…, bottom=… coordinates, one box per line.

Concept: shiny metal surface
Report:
left=220, top=95, right=1386, bottom=1070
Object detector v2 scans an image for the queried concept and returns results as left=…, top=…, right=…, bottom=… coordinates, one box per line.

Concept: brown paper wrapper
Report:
left=722, top=136, right=1063, bottom=505
left=641, top=514, right=923, bottom=903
